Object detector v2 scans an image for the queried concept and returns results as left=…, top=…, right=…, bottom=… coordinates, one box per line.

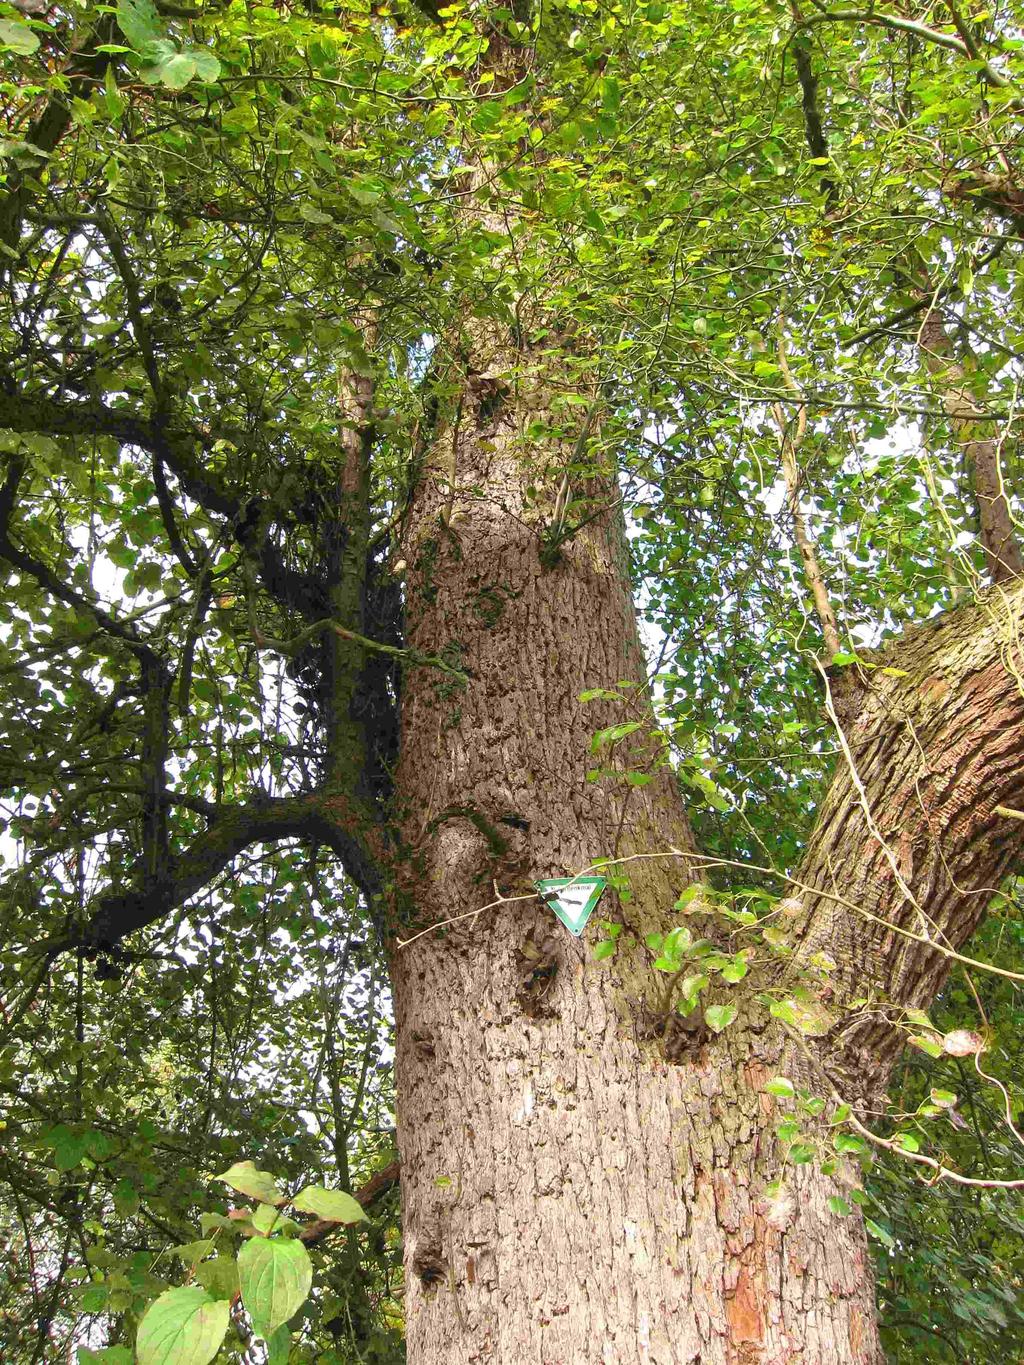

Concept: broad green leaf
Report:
left=765, top=1077, right=795, bottom=1098
left=45, top=1124, right=89, bottom=1172
left=0, top=19, right=39, bottom=55
left=238, top=1236, right=313, bottom=1337
left=188, top=48, right=221, bottom=83
left=112, top=1178, right=139, bottom=1217
left=721, top=954, right=748, bottom=983
left=252, top=1202, right=301, bottom=1236
left=136, top=1287, right=230, bottom=1365
left=703, top=1003, right=737, bottom=1033
left=677, top=973, right=708, bottom=1012
left=292, top=1185, right=368, bottom=1224
left=865, top=1218, right=895, bottom=1249
left=908, top=1032, right=943, bottom=1058
left=116, top=0, right=162, bottom=50
left=265, top=1325, right=291, bottom=1364
left=217, top=1160, right=285, bottom=1205
left=155, top=54, right=199, bottom=90
left=196, top=1256, right=240, bottom=1301
left=78, top=1349, right=133, bottom=1364
left=171, top=1240, right=216, bottom=1265
left=892, top=1132, right=920, bottom=1153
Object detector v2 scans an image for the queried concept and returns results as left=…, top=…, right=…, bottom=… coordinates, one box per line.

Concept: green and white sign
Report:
left=534, top=877, right=607, bottom=936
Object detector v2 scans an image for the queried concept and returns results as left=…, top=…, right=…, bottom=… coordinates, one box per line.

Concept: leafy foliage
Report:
left=0, top=0, right=1022, bottom=1358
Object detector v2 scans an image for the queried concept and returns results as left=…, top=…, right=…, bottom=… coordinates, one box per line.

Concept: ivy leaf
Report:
left=941, top=1029, right=984, bottom=1057
left=154, top=54, right=199, bottom=90
left=703, top=1003, right=737, bottom=1033
left=195, top=1256, right=240, bottom=1300
left=292, top=1185, right=368, bottom=1224
left=217, top=1160, right=285, bottom=1205
left=136, top=1287, right=230, bottom=1365
left=0, top=19, right=39, bottom=55
left=265, top=1325, right=291, bottom=1364
left=238, top=1236, right=313, bottom=1337
left=765, top=1077, right=795, bottom=1098
left=116, top=0, right=163, bottom=51
left=892, top=1132, right=920, bottom=1153
left=188, top=48, right=221, bottom=83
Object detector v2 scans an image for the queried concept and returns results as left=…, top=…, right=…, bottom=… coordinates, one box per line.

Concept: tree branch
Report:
left=917, top=305, right=1023, bottom=582
left=57, top=788, right=385, bottom=953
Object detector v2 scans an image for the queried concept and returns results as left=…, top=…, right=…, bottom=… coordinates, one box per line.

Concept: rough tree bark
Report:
left=385, top=307, right=957, bottom=1361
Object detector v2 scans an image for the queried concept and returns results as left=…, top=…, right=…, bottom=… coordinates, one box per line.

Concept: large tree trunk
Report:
left=386, top=333, right=888, bottom=1362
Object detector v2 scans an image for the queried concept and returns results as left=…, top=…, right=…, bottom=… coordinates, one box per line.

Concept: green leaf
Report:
left=677, top=973, right=708, bottom=1012
left=721, top=954, right=748, bottom=983
left=865, top=1218, right=895, bottom=1249
left=828, top=1195, right=853, bottom=1217
left=292, top=1185, right=368, bottom=1224
left=188, top=48, right=221, bottom=83
left=265, top=1324, right=291, bottom=1364
left=788, top=1142, right=816, bottom=1164
left=45, top=1124, right=89, bottom=1172
left=171, top=1240, right=216, bottom=1265
left=112, top=1178, right=139, bottom=1217
left=765, top=1077, right=795, bottom=1098
left=909, top=1032, right=943, bottom=1058
left=703, top=1003, right=737, bottom=1033
left=299, top=204, right=335, bottom=226
left=833, top=1133, right=867, bottom=1156
left=892, top=1131, right=920, bottom=1153
left=0, top=19, right=39, bottom=55
left=593, top=939, right=616, bottom=960
left=136, top=1287, right=230, bottom=1365
left=929, top=1088, right=958, bottom=1108
left=238, top=1235, right=313, bottom=1337
left=117, top=0, right=163, bottom=50
left=196, top=1255, right=240, bottom=1300
left=155, top=54, right=199, bottom=90
left=591, top=720, right=642, bottom=751
left=78, top=1349, right=133, bottom=1364
left=217, top=1160, right=285, bottom=1205
left=252, top=1202, right=301, bottom=1236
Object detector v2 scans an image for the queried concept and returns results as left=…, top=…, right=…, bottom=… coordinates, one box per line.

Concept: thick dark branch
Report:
left=40, top=786, right=387, bottom=955
left=56, top=788, right=386, bottom=954
left=0, top=387, right=320, bottom=613
left=140, top=656, right=173, bottom=889
left=790, top=29, right=838, bottom=211
left=153, top=451, right=201, bottom=577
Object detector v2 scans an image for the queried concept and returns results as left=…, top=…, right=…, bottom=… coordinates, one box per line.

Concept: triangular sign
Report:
left=534, top=877, right=607, bottom=936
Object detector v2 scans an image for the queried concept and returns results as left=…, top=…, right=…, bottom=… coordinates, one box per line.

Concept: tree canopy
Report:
left=1, top=0, right=1023, bottom=1359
